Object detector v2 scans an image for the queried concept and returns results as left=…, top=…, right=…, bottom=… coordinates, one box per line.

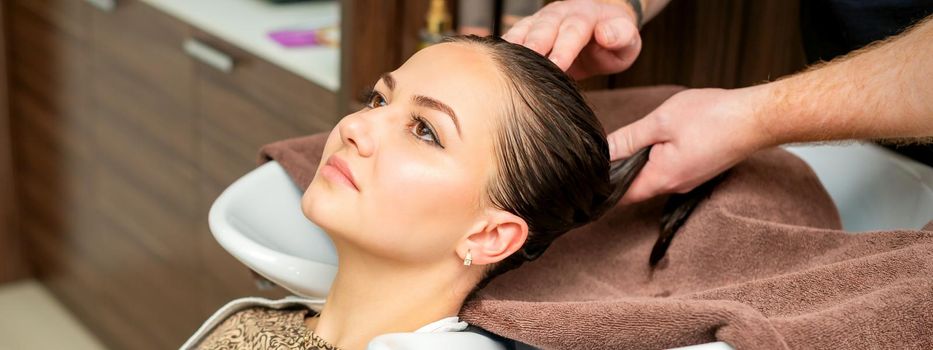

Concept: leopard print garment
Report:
left=195, top=307, right=339, bottom=350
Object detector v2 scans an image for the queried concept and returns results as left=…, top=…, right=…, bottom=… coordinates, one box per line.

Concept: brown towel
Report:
left=258, top=86, right=933, bottom=349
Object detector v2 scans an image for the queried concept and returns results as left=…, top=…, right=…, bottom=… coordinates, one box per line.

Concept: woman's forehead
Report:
left=400, top=42, right=500, bottom=78
left=389, top=42, right=507, bottom=139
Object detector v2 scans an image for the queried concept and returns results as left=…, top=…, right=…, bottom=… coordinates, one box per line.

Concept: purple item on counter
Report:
left=268, top=29, right=321, bottom=47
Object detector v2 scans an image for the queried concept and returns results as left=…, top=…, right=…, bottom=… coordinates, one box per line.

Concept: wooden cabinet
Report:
left=6, top=0, right=338, bottom=348
left=7, top=0, right=109, bottom=342
left=89, top=1, right=202, bottom=347
left=0, top=0, right=27, bottom=284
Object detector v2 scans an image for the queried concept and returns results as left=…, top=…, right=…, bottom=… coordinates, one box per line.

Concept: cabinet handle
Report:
left=85, top=0, right=116, bottom=12
left=183, top=39, right=235, bottom=73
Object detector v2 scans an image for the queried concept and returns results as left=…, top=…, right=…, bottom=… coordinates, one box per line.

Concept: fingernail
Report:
left=608, top=140, right=617, bottom=158
left=548, top=55, right=560, bottom=66
left=602, top=25, right=617, bottom=45
left=525, top=41, right=537, bottom=52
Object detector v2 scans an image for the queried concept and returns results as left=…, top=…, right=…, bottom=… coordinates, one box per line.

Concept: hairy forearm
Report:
left=752, top=15, right=933, bottom=147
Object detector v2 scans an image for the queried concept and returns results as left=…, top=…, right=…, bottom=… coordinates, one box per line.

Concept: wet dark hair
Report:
left=441, top=35, right=651, bottom=288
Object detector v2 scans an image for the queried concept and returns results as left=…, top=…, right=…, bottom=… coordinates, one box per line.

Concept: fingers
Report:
left=566, top=16, right=640, bottom=76
left=608, top=112, right=668, bottom=205
left=607, top=115, right=663, bottom=161
left=594, top=16, right=641, bottom=68
left=502, top=16, right=534, bottom=45
left=502, top=1, right=643, bottom=76
left=594, top=16, right=638, bottom=50
left=522, top=10, right=564, bottom=56
left=502, top=2, right=597, bottom=70
left=548, top=15, right=596, bottom=70
left=618, top=149, right=687, bottom=205
left=619, top=162, right=663, bottom=205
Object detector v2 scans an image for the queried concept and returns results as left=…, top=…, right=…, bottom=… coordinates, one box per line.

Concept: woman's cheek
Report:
left=378, top=156, right=466, bottom=209
left=368, top=158, right=476, bottom=246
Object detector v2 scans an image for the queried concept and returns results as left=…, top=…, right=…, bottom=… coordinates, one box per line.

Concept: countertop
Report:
left=141, top=0, right=340, bottom=92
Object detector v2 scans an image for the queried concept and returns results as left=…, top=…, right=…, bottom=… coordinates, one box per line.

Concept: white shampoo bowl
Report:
left=208, top=161, right=338, bottom=299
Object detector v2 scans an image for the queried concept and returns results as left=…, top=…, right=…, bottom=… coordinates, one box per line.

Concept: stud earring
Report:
left=463, top=249, right=472, bottom=266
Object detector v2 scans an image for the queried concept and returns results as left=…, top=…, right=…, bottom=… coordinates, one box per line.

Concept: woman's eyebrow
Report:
left=380, top=72, right=396, bottom=90
left=413, top=95, right=461, bottom=137
left=380, top=72, right=462, bottom=138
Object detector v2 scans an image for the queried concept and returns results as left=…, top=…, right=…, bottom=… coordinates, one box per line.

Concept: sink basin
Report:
left=208, top=161, right=337, bottom=298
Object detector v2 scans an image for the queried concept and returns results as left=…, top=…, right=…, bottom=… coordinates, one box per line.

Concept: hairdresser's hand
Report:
left=502, top=0, right=642, bottom=80
left=607, top=87, right=771, bottom=204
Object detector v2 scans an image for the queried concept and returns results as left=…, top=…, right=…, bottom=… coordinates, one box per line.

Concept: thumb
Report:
left=607, top=116, right=662, bottom=161
left=594, top=17, right=638, bottom=50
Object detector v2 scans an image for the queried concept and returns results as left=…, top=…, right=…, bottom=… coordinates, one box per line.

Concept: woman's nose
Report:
left=339, top=113, right=375, bottom=157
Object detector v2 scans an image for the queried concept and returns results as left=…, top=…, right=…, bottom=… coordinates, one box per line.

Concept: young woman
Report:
left=188, top=35, right=648, bottom=350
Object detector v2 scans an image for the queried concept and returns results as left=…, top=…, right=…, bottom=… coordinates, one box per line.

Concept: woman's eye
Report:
left=410, top=115, right=443, bottom=148
left=367, top=91, right=387, bottom=108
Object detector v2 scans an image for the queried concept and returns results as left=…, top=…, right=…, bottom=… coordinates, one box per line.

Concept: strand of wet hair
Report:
left=604, top=146, right=727, bottom=267
left=651, top=172, right=727, bottom=266
left=605, top=146, right=653, bottom=208
left=517, top=146, right=653, bottom=262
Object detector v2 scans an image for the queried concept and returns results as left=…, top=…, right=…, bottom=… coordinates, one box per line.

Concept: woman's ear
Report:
left=459, top=210, right=528, bottom=266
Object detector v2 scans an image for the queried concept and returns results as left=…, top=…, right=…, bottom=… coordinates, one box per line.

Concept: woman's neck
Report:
left=307, top=244, right=472, bottom=350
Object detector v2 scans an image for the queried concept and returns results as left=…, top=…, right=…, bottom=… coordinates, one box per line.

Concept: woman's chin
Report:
left=301, top=182, right=343, bottom=231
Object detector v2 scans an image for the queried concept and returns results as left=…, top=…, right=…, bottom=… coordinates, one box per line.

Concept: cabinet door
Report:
left=0, top=0, right=27, bottom=283
left=87, top=0, right=202, bottom=348
left=6, top=0, right=101, bottom=313
left=187, top=30, right=339, bottom=313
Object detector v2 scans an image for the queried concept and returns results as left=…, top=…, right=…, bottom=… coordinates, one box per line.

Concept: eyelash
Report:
left=362, top=88, right=444, bottom=149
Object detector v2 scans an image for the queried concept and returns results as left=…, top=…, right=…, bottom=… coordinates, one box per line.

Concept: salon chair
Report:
left=207, top=143, right=933, bottom=350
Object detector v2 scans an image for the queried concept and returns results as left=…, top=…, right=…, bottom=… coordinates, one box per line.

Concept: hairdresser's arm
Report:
left=503, top=0, right=672, bottom=79
left=608, top=15, right=933, bottom=204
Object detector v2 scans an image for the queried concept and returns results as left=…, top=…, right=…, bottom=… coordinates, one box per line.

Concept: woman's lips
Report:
left=322, top=155, right=360, bottom=191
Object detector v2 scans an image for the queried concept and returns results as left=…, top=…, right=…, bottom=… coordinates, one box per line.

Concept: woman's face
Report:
left=302, top=43, right=507, bottom=265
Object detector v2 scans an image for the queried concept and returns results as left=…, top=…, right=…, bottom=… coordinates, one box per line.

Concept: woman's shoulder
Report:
left=222, top=305, right=313, bottom=325
left=195, top=307, right=311, bottom=350
left=180, top=296, right=325, bottom=350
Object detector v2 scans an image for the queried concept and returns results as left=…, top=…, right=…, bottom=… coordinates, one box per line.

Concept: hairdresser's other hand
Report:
left=607, top=87, right=770, bottom=204
left=502, top=0, right=642, bottom=80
